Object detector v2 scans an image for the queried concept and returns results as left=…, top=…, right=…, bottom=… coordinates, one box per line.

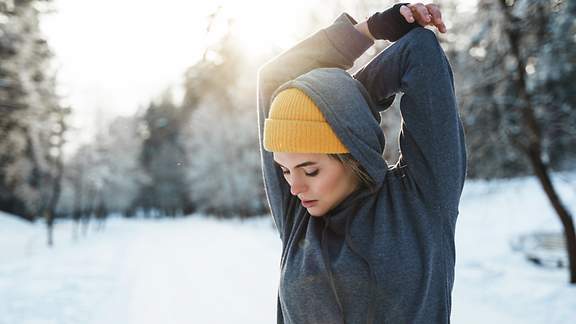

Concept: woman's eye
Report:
left=281, top=170, right=319, bottom=177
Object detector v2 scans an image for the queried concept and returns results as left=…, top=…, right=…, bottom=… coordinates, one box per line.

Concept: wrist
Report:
left=367, top=2, right=417, bottom=42
left=354, top=20, right=376, bottom=41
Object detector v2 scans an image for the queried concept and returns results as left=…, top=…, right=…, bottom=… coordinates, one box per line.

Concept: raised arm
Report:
left=353, top=25, right=467, bottom=212
left=256, top=12, right=374, bottom=241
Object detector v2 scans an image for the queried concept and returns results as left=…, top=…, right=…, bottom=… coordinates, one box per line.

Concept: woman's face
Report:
left=273, top=152, right=359, bottom=217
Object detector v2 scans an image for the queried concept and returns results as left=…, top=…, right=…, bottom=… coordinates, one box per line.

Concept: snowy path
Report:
left=90, top=216, right=281, bottom=324
left=0, top=215, right=282, bottom=324
left=0, top=218, right=137, bottom=324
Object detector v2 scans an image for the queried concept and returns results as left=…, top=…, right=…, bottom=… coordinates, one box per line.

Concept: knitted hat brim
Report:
left=263, top=119, right=349, bottom=153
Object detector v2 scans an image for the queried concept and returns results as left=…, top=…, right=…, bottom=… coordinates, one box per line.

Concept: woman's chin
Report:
left=307, top=207, right=326, bottom=217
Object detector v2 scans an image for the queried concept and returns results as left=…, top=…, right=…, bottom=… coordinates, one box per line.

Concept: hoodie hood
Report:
left=270, top=67, right=390, bottom=187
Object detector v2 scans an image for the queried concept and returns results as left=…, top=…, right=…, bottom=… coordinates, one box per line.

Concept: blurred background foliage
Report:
left=0, top=0, right=574, bottom=224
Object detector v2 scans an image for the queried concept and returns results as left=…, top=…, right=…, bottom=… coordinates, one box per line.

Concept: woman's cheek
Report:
left=316, top=171, right=337, bottom=197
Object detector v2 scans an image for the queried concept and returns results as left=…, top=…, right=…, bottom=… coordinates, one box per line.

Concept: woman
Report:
left=257, top=2, right=467, bottom=323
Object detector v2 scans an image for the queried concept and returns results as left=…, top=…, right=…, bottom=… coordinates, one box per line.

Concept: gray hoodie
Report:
left=256, top=12, right=467, bottom=324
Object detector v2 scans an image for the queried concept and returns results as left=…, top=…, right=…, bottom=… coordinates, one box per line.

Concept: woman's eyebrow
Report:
left=273, top=161, right=317, bottom=169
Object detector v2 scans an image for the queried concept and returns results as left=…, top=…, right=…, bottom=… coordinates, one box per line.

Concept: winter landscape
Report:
left=2, top=0, right=576, bottom=323
left=1, top=172, right=575, bottom=324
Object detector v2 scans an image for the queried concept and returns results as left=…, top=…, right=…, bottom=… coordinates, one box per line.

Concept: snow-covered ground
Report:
left=1, top=172, right=575, bottom=324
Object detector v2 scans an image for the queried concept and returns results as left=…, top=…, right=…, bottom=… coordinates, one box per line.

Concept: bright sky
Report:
left=40, top=0, right=476, bottom=157
left=40, top=0, right=320, bottom=155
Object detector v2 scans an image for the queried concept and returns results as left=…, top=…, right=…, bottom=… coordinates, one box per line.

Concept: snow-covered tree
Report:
left=58, top=115, right=148, bottom=221
left=0, top=0, right=69, bottom=224
left=135, top=92, right=190, bottom=217
left=180, top=8, right=267, bottom=218
left=183, top=94, right=266, bottom=218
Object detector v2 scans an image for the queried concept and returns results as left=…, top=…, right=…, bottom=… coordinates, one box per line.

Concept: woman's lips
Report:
left=301, top=200, right=317, bottom=208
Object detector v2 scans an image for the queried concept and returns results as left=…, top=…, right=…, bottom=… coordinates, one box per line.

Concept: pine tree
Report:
left=0, top=0, right=69, bottom=226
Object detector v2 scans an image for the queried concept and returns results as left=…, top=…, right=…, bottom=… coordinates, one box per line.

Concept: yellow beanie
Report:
left=263, top=88, right=349, bottom=153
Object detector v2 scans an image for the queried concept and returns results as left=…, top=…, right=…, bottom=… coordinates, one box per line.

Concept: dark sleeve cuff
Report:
left=367, top=3, right=418, bottom=42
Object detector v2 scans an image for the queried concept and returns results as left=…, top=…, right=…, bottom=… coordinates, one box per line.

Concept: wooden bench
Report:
left=509, top=231, right=568, bottom=268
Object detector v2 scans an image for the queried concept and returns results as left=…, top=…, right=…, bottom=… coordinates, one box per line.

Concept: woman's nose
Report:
left=289, top=176, right=307, bottom=196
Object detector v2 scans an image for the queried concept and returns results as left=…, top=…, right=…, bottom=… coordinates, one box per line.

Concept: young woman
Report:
left=256, top=2, right=467, bottom=323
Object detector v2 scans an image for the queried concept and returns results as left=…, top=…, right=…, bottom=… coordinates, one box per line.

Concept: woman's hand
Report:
left=358, top=2, right=447, bottom=42
left=399, top=3, right=446, bottom=33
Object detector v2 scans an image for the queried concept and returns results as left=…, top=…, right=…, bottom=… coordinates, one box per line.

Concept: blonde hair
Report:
left=327, top=153, right=376, bottom=193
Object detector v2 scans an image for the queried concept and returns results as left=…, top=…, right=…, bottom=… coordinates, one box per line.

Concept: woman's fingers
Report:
left=409, top=3, right=432, bottom=26
left=399, top=5, right=415, bottom=23
left=401, top=3, right=448, bottom=33
left=426, top=4, right=447, bottom=33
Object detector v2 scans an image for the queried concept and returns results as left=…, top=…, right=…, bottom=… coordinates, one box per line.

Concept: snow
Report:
left=1, top=172, right=576, bottom=324
left=451, top=172, right=576, bottom=324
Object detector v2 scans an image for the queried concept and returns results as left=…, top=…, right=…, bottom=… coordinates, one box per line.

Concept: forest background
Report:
left=1, top=0, right=574, bottom=243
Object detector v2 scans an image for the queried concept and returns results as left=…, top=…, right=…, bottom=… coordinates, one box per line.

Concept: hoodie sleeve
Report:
left=353, top=27, right=467, bottom=214
left=396, top=30, right=468, bottom=212
left=257, top=13, right=374, bottom=241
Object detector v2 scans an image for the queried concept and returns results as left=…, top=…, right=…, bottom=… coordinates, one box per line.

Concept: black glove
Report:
left=367, top=3, right=419, bottom=42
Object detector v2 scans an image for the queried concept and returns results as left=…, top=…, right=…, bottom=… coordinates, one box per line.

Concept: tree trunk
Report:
left=45, top=208, right=54, bottom=247
left=526, top=143, right=576, bottom=283
left=498, top=0, right=576, bottom=283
